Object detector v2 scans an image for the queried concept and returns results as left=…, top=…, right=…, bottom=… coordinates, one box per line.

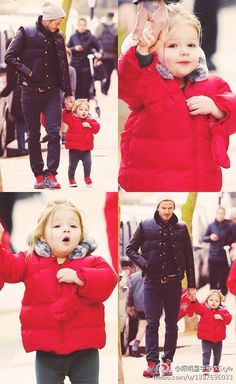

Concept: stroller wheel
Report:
left=95, top=106, right=101, bottom=118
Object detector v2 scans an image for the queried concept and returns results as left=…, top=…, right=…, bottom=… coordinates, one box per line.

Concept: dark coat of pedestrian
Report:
left=203, top=206, right=230, bottom=295
left=126, top=195, right=196, bottom=378
left=67, top=17, right=103, bottom=99
left=4, top=1, right=73, bottom=189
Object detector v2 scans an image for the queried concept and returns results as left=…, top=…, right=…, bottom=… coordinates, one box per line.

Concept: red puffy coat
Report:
left=0, top=246, right=117, bottom=354
left=227, top=260, right=236, bottom=295
left=62, top=110, right=100, bottom=151
left=119, top=47, right=236, bottom=191
left=191, top=300, right=232, bottom=342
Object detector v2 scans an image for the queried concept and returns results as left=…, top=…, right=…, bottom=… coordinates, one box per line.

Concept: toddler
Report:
left=119, top=3, right=236, bottom=191
left=62, top=99, right=100, bottom=187
left=191, top=290, right=232, bottom=373
left=0, top=199, right=117, bottom=384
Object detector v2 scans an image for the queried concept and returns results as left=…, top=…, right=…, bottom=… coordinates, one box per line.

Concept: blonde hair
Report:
left=27, top=200, right=84, bottom=256
left=205, top=289, right=225, bottom=306
left=72, top=99, right=90, bottom=114
left=166, top=3, right=201, bottom=41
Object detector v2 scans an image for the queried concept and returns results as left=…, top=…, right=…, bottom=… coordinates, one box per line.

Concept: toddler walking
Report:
left=119, top=3, right=236, bottom=191
left=0, top=199, right=117, bottom=384
left=62, top=99, right=100, bottom=187
left=191, top=289, right=232, bottom=373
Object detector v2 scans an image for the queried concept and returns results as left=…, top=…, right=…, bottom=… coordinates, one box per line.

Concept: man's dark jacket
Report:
left=4, top=16, right=72, bottom=97
left=126, top=211, right=196, bottom=288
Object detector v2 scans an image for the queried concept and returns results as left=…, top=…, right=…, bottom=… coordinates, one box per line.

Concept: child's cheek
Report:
left=157, top=47, right=165, bottom=65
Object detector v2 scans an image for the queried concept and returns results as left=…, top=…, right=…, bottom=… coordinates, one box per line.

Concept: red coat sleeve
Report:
left=212, top=77, right=236, bottom=135
left=219, top=308, right=232, bottom=325
left=62, top=109, right=74, bottom=125
left=77, top=256, right=118, bottom=303
left=119, top=46, right=155, bottom=111
left=88, top=119, right=100, bottom=134
left=0, top=246, right=26, bottom=282
left=227, top=260, right=236, bottom=295
left=191, top=300, right=204, bottom=316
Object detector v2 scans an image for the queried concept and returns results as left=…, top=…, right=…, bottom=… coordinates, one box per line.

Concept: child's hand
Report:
left=133, top=0, right=168, bottom=43
left=82, top=122, right=91, bottom=128
left=57, top=268, right=85, bottom=286
left=214, top=314, right=223, bottom=320
left=186, top=96, right=225, bottom=119
left=0, top=223, right=4, bottom=243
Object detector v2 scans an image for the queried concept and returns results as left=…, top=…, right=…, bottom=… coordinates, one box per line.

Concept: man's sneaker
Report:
left=213, top=366, right=220, bottom=373
left=44, top=173, right=61, bottom=189
left=34, top=175, right=45, bottom=189
left=161, top=359, right=173, bottom=376
left=202, top=366, right=210, bottom=374
left=143, top=361, right=160, bottom=378
left=69, top=178, right=78, bottom=187
left=84, top=176, right=92, bottom=186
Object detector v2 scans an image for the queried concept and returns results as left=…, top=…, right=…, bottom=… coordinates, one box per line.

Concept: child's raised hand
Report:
left=186, top=96, right=225, bottom=119
left=56, top=268, right=84, bottom=286
left=214, top=314, right=223, bottom=320
left=82, top=122, right=91, bottom=128
left=0, top=222, right=4, bottom=243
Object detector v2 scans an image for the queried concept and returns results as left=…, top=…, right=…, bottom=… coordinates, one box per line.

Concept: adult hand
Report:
left=187, top=288, right=196, bottom=301
left=210, top=233, right=219, bottom=241
left=137, top=26, right=157, bottom=55
left=75, top=44, right=83, bottom=51
left=65, top=96, right=75, bottom=110
left=132, top=0, right=168, bottom=46
left=0, top=223, right=4, bottom=243
left=127, top=306, right=136, bottom=317
left=94, top=51, right=102, bottom=59
left=56, top=268, right=84, bottom=286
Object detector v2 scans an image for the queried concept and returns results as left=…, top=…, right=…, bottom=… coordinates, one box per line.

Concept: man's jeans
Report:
left=143, top=278, right=182, bottom=364
left=202, top=340, right=222, bottom=367
left=22, top=87, right=61, bottom=176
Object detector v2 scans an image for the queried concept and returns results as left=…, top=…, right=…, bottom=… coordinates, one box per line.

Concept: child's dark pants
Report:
left=202, top=340, right=222, bottom=367
left=35, top=348, right=99, bottom=384
left=68, top=149, right=92, bottom=179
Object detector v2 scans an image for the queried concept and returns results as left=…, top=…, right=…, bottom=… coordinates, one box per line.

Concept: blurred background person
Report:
left=67, top=16, right=103, bottom=99
left=127, top=270, right=146, bottom=357
left=203, top=206, right=230, bottom=296
left=95, top=11, right=118, bottom=96
left=194, top=0, right=220, bottom=71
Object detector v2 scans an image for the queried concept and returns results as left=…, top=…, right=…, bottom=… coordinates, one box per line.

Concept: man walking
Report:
left=126, top=195, right=196, bottom=377
left=5, top=1, right=73, bottom=189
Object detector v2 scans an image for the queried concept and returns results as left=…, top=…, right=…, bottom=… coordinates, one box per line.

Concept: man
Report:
left=5, top=1, right=73, bottom=189
left=126, top=195, right=196, bottom=378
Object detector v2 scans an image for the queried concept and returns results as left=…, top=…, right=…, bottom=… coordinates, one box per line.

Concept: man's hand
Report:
left=56, top=268, right=84, bottom=286
left=187, top=288, right=196, bottom=301
left=132, top=0, right=168, bottom=48
left=65, top=96, right=75, bottom=110
left=0, top=223, right=4, bottom=244
left=137, top=26, right=156, bottom=55
left=186, top=96, right=225, bottom=119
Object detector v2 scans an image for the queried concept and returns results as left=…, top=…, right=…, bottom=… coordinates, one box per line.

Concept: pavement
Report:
left=0, top=72, right=118, bottom=192
left=122, top=285, right=236, bottom=384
